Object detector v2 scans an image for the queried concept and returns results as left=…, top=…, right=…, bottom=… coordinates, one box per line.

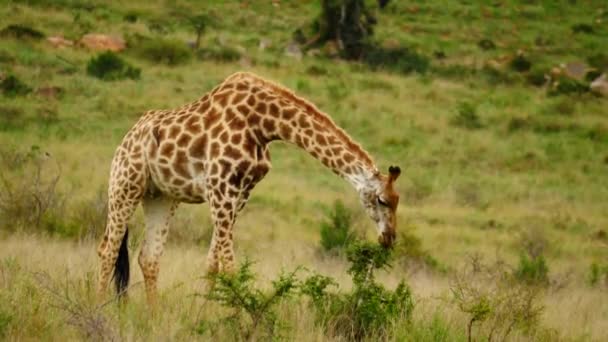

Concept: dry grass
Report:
left=0, top=234, right=606, bottom=340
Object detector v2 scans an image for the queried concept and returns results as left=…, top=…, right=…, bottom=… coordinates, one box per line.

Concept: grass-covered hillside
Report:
left=0, top=0, right=607, bottom=340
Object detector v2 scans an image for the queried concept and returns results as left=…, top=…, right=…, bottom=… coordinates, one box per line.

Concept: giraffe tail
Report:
left=114, top=227, right=130, bottom=297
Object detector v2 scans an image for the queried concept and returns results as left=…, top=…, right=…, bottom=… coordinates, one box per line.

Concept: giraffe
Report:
left=97, top=71, right=401, bottom=303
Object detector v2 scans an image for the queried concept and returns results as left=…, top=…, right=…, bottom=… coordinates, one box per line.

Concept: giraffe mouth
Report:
left=378, top=230, right=395, bottom=248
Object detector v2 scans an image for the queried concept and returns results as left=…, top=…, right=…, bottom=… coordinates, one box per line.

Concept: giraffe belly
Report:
left=147, top=161, right=208, bottom=204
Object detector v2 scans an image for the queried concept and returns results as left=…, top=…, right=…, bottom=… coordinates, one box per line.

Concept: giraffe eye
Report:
left=377, top=197, right=389, bottom=207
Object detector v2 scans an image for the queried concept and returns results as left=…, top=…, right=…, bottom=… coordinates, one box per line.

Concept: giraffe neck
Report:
left=222, top=73, right=379, bottom=192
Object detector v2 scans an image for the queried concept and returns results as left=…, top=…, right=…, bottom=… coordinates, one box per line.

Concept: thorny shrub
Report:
left=199, top=260, right=301, bottom=340
left=449, top=255, right=544, bottom=342
left=302, top=242, right=414, bottom=341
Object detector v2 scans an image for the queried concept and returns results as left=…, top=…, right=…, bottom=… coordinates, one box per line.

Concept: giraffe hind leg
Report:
left=138, top=196, right=178, bottom=305
left=97, top=190, right=140, bottom=299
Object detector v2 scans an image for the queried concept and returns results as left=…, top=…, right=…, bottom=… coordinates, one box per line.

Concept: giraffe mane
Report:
left=222, top=72, right=377, bottom=170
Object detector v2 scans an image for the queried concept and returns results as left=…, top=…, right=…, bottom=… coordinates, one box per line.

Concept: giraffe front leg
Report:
left=138, top=197, right=178, bottom=305
left=206, top=193, right=237, bottom=278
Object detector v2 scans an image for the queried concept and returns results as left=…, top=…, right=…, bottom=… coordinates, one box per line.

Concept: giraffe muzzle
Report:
left=379, top=230, right=395, bottom=248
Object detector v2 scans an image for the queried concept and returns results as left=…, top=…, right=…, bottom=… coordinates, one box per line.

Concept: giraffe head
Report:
left=359, top=166, right=401, bottom=248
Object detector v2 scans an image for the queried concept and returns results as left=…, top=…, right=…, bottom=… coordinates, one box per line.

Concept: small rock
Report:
left=36, top=86, right=63, bottom=99
left=306, top=48, right=321, bottom=57
left=79, top=34, right=126, bottom=52
left=285, top=42, right=302, bottom=60
left=590, top=73, right=608, bottom=97
left=562, top=61, right=588, bottom=81
left=259, top=38, right=271, bottom=51
left=47, top=35, right=73, bottom=48
left=239, top=56, right=254, bottom=68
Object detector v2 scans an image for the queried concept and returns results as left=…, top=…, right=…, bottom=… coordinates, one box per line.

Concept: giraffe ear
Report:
left=388, top=166, right=401, bottom=182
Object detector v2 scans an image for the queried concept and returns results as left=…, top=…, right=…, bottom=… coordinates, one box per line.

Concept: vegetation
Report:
left=86, top=52, right=141, bottom=81
left=319, top=200, right=355, bottom=253
left=0, top=0, right=606, bottom=340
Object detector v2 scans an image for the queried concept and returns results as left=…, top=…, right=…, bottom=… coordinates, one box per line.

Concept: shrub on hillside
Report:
left=0, top=147, right=65, bottom=234
left=451, top=102, right=483, bottom=129
left=302, top=242, right=415, bottom=340
left=509, top=55, right=532, bottom=72
left=135, top=38, right=192, bottom=66
left=394, top=229, right=444, bottom=273
left=364, top=46, right=429, bottom=75
left=515, top=229, right=550, bottom=285
left=548, top=77, right=589, bottom=96
left=319, top=200, right=355, bottom=253
left=450, top=256, right=545, bottom=341
left=0, top=75, right=32, bottom=97
left=86, top=52, right=140, bottom=81
left=588, top=262, right=608, bottom=287
left=197, top=46, right=241, bottom=63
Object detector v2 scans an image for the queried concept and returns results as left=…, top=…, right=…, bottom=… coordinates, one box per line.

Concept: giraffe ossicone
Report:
left=96, top=72, right=401, bottom=303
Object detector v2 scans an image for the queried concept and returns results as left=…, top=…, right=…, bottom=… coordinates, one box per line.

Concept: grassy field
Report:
left=1, top=0, right=607, bottom=340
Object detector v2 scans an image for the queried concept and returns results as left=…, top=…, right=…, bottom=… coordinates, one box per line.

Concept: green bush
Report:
left=86, top=52, right=141, bottom=81
left=319, top=200, right=355, bottom=253
left=451, top=102, right=483, bottom=129
left=526, top=67, right=548, bottom=87
left=394, top=229, right=444, bottom=272
left=450, top=256, right=544, bottom=341
left=548, top=77, right=589, bottom=96
left=201, top=260, right=301, bottom=340
left=197, top=46, right=241, bottom=63
left=509, top=55, right=532, bottom=72
left=0, top=75, right=32, bottom=97
left=364, top=45, right=429, bottom=75
left=588, top=262, right=608, bottom=287
left=478, top=39, right=496, bottom=50
left=571, top=23, right=594, bottom=34
left=515, top=254, right=549, bottom=285
left=136, top=38, right=192, bottom=66
left=302, top=242, right=415, bottom=340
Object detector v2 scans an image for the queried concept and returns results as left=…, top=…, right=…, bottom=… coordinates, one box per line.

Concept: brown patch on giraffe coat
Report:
left=210, top=142, right=221, bottom=159
left=255, top=102, right=267, bottom=114
left=174, top=150, right=190, bottom=178
left=246, top=96, right=256, bottom=107
left=160, top=143, right=175, bottom=157
left=315, top=134, right=327, bottom=145
left=210, top=124, right=224, bottom=138
left=231, top=133, right=242, bottom=145
left=228, top=117, right=246, bottom=131
left=218, top=159, right=232, bottom=179
left=224, top=145, right=243, bottom=160
left=172, top=178, right=185, bottom=186
left=197, top=100, right=210, bottom=113
left=176, top=134, right=192, bottom=148
left=268, top=103, right=280, bottom=117
left=189, top=134, right=208, bottom=158
left=213, top=91, right=230, bottom=107
left=203, top=108, right=221, bottom=128
left=282, top=107, right=297, bottom=120
left=225, top=107, right=237, bottom=122
left=219, top=131, right=229, bottom=144
left=279, top=123, right=293, bottom=140
left=262, top=119, right=276, bottom=132
left=193, top=162, right=205, bottom=173
left=236, top=82, right=249, bottom=91
left=232, top=92, right=247, bottom=104
left=185, top=116, right=202, bottom=134
left=343, top=153, right=355, bottom=163
left=247, top=113, right=261, bottom=126
left=166, top=125, right=180, bottom=140
left=236, top=104, right=251, bottom=116
left=159, top=166, right=172, bottom=181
